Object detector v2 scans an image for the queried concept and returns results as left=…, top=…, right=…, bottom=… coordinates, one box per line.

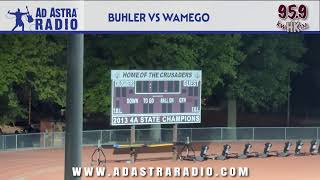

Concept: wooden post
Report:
left=131, top=125, right=135, bottom=144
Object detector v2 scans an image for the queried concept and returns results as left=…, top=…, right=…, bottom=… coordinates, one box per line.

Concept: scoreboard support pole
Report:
left=173, top=124, right=178, bottom=143
left=131, top=125, right=136, bottom=144
left=151, top=124, right=161, bottom=143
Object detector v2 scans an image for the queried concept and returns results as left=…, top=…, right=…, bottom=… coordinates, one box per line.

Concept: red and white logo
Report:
left=276, top=4, right=309, bottom=32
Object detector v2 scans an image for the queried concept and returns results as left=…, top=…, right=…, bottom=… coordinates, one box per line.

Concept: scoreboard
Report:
left=111, top=70, right=202, bottom=126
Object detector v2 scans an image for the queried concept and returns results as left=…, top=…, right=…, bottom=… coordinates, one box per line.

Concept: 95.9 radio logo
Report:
left=276, top=4, right=309, bottom=32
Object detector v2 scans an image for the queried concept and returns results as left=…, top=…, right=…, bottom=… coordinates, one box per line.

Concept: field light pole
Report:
left=64, top=34, right=84, bottom=180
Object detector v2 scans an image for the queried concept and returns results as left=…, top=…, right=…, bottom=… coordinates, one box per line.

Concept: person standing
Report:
left=8, top=8, right=28, bottom=31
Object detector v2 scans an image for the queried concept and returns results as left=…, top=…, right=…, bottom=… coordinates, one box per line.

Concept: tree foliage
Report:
left=228, top=35, right=306, bottom=110
left=0, top=34, right=307, bottom=124
left=0, top=35, right=65, bottom=124
left=83, top=34, right=244, bottom=112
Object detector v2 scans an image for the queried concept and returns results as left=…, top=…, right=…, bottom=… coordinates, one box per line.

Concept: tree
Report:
left=83, top=34, right=244, bottom=141
left=226, top=35, right=306, bottom=128
left=83, top=34, right=244, bottom=114
left=0, top=35, right=65, bottom=124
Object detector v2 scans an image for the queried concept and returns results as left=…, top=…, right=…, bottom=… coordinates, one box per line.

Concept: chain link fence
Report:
left=0, top=127, right=319, bottom=151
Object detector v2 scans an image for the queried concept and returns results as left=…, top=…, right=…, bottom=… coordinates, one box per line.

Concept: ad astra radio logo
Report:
left=276, top=4, right=309, bottom=32
left=7, top=6, right=78, bottom=31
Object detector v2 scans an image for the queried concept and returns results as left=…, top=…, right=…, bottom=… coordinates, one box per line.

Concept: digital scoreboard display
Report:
left=111, top=70, right=202, bottom=126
